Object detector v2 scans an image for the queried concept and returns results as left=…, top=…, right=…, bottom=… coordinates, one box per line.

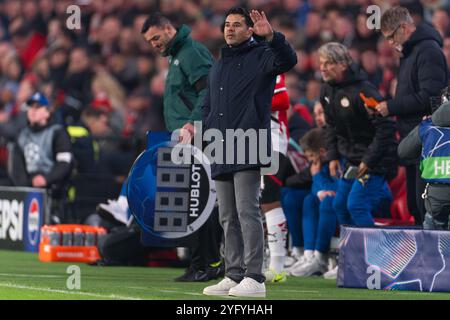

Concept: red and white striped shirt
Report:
left=271, top=74, right=290, bottom=155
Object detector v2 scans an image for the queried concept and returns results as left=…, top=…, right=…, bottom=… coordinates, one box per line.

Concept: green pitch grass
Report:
left=0, top=250, right=449, bottom=300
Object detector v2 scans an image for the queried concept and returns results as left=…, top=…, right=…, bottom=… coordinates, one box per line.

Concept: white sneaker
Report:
left=228, top=277, right=266, bottom=298
left=286, top=255, right=310, bottom=274
left=98, top=196, right=129, bottom=224
left=284, top=255, right=297, bottom=268
left=324, top=266, right=338, bottom=280
left=203, top=277, right=239, bottom=296
left=264, top=269, right=287, bottom=283
left=290, top=257, right=328, bottom=277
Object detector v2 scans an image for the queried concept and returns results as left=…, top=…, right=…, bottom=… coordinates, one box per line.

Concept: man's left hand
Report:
left=357, top=162, right=369, bottom=179
left=250, top=10, right=273, bottom=42
left=179, top=123, right=195, bottom=144
left=375, top=101, right=389, bottom=117
left=32, top=175, right=47, bottom=188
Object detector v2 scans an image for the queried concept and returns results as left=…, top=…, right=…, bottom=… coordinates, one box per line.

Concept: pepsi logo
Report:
left=28, top=198, right=40, bottom=246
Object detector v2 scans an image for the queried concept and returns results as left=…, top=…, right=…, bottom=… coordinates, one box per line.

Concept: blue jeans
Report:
left=333, top=175, right=392, bottom=227
left=281, top=187, right=309, bottom=248
left=302, top=193, right=337, bottom=253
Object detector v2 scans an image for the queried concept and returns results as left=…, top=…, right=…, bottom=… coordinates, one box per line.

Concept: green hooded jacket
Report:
left=162, top=25, right=213, bottom=132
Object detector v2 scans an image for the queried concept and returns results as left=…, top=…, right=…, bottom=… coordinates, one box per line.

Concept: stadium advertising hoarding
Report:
left=338, top=225, right=450, bottom=292
left=0, top=186, right=47, bottom=252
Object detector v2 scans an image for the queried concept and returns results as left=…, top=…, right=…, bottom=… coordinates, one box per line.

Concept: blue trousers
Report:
left=281, top=188, right=309, bottom=248
left=302, top=193, right=337, bottom=253
left=333, top=175, right=392, bottom=227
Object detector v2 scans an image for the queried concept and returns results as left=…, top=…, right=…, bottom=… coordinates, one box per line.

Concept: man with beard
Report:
left=141, top=12, right=223, bottom=282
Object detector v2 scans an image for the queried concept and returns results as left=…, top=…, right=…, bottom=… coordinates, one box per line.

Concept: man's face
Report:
left=86, top=113, right=110, bottom=136
left=223, top=14, right=253, bottom=46
left=69, top=49, right=89, bottom=74
left=313, top=102, right=326, bottom=128
left=319, top=56, right=346, bottom=83
left=27, top=104, right=50, bottom=126
left=382, top=23, right=408, bottom=52
left=143, top=24, right=173, bottom=54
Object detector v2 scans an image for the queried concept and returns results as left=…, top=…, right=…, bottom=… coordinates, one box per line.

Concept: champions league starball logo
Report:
left=127, top=136, right=216, bottom=240
left=339, top=226, right=450, bottom=292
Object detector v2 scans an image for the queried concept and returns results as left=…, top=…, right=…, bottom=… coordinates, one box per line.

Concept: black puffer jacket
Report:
left=320, top=64, right=398, bottom=176
left=387, top=22, right=448, bottom=139
left=203, top=32, right=297, bottom=179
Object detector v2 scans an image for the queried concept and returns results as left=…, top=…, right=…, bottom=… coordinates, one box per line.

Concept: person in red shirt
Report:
left=261, top=73, right=291, bottom=283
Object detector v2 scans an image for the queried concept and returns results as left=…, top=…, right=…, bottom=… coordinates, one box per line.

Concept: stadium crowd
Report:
left=0, top=0, right=449, bottom=286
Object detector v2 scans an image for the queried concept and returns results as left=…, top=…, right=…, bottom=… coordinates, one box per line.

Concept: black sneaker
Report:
left=174, top=267, right=206, bottom=282
left=204, top=262, right=225, bottom=280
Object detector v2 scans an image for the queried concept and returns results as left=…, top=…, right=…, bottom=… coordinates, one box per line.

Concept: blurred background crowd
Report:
left=0, top=0, right=448, bottom=221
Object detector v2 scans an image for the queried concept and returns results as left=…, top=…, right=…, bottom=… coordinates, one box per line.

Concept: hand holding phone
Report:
left=343, top=166, right=359, bottom=180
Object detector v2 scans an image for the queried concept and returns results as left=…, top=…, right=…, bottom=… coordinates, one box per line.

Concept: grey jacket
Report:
left=398, top=101, right=450, bottom=161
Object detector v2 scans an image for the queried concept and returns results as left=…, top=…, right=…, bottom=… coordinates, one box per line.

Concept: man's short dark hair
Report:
left=221, top=7, right=254, bottom=32
left=141, top=12, right=172, bottom=34
left=381, top=6, right=414, bottom=33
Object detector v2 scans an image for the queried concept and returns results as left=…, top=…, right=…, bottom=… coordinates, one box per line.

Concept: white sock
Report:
left=314, top=250, right=327, bottom=265
left=304, top=249, right=314, bottom=262
left=292, top=247, right=303, bottom=259
left=266, top=207, right=287, bottom=273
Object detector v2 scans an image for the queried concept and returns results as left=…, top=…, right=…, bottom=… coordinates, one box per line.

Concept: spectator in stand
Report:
left=334, top=13, right=356, bottom=48
left=91, top=69, right=126, bottom=134
left=298, top=11, right=323, bottom=52
left=354, top=12, right=379, bottom=52
left=444, top=37, right=450, bottom=78
left=300, top=78, right=321, bottom=112
left=60, top=46, right=94, bottom=124
left=432, top=8, right=450, bottom=39
left=8, top=16, right=46, bottom=72
left=360, top=49, right=383, bottom=88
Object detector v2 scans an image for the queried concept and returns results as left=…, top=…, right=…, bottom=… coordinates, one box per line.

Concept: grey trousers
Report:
left=423, top=183, right=450, bottom=230
left=215, top=170, right=265, bottom=283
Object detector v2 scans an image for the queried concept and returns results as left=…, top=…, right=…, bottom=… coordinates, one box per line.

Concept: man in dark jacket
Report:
left=202, top=7, right=296, bottom=298
left=319, top=42, right=397, bottom=228
left=376, top=6, right=448, bottom=225
left=141, top=13, right=223, bottom=282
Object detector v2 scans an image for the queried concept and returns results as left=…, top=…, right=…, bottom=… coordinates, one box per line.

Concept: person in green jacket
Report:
left=141, top=13, right=213, bottom=140
left=141, top=13, right=223, bottom=282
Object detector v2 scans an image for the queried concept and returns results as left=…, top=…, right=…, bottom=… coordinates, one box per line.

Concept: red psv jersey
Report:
left=271, top=74, right=290, bottom=155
